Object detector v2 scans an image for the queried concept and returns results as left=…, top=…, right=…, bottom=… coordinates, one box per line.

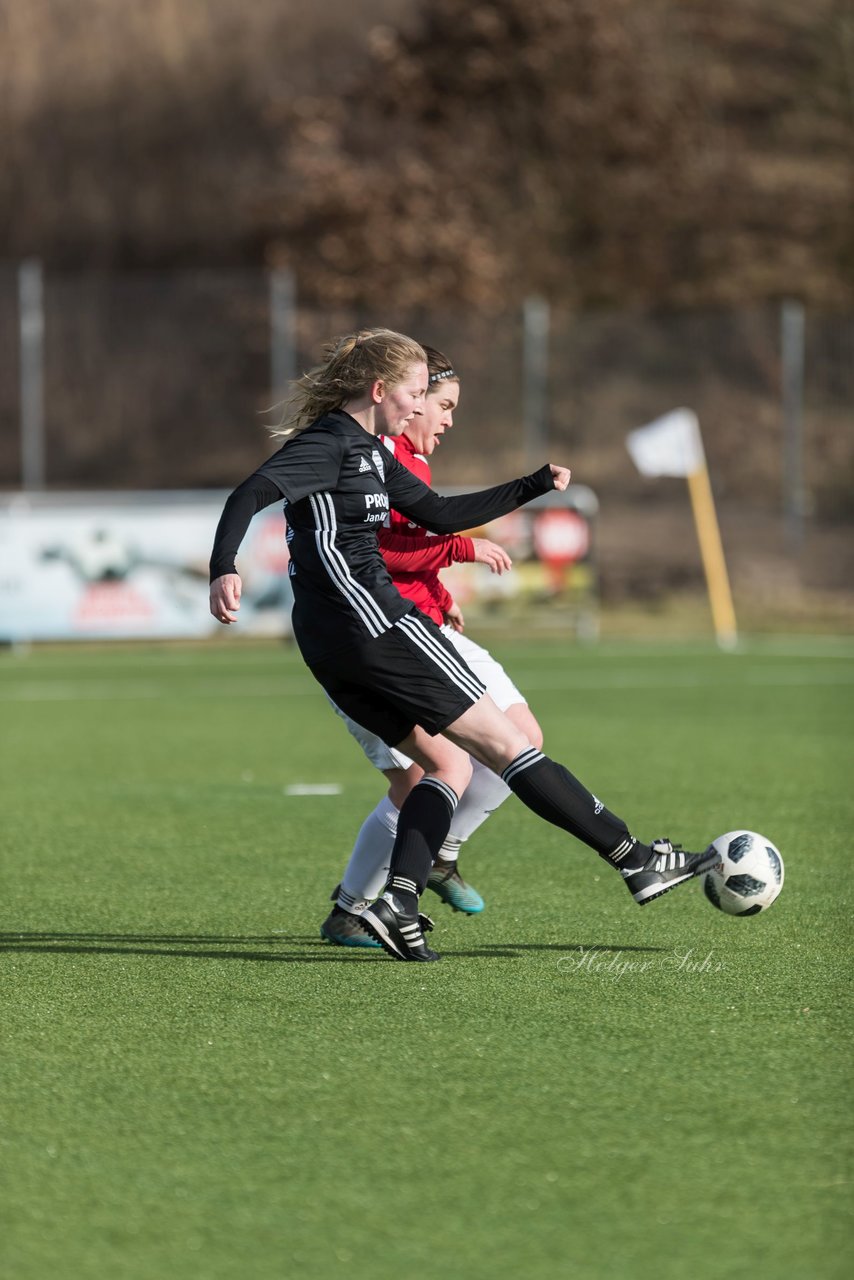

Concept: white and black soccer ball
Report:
left=703, top=830, right=784, bottom=916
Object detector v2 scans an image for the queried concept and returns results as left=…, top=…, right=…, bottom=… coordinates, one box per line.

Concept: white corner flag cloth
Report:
left=626, top=409, right=705, bottom=478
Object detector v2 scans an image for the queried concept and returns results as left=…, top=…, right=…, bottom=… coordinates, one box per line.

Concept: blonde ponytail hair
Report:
left=270, top=328, right=427, bottom=440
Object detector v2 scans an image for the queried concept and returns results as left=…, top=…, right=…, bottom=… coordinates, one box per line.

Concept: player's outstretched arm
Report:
left=378, top=529, right=465, bottom=573
left=389, top=463, right=560, bottom=535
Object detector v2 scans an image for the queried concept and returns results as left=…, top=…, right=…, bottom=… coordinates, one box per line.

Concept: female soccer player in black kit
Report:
left=210, top=328, right=716, bottom=962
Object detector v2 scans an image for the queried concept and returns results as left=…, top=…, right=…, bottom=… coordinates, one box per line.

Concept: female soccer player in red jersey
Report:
left=209, top=328, right=716, bottom=962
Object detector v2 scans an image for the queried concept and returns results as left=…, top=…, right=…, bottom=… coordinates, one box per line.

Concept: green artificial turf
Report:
left=1, top=637, right=852, bottom=1280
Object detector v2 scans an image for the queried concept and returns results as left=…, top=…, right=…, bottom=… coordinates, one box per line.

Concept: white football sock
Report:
left=337, top=798, right=399, bottom=912
left=435, top=759, right=511, bottom=863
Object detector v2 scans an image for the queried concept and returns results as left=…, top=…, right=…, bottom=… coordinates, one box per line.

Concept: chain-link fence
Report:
left=2, top=265, right=852, bottom=613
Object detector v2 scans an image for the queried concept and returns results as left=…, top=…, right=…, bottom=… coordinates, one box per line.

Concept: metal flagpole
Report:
left=19, top=259, right=46, bottom=490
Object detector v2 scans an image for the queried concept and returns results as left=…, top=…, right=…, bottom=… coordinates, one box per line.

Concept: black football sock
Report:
left=386, top=778, right=459, bottom=910
left=501, top=748, right=650, bottom=866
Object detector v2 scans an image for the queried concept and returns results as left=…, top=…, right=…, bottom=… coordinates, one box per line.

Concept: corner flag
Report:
left=627, top=410, right=738, bottom=649
left=626, top=408, right=705, bottom=478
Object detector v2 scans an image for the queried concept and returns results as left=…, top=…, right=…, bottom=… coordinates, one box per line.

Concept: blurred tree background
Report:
left=2, top=0, right=852, bottom=308
left=1, top=0, right=852, bottom=621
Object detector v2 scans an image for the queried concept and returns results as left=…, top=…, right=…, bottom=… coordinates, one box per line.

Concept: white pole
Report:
left=270, top=267, right=297, bottom=404
left=19, top=259, right=45, bottom=490
left=523, top=295, right=550, bottom=469
left=781, top=299, right=806, bottom=553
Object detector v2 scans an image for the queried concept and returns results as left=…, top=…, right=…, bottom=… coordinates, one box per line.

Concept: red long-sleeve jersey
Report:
left=378, top=433, right=475, bottom=625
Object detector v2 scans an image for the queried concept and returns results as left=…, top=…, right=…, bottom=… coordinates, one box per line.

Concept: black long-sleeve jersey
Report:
left=210, top=410, right=554, bottom=663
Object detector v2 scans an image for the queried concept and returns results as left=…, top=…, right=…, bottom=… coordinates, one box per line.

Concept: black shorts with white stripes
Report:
left=308, top=608, right=487, bottom=746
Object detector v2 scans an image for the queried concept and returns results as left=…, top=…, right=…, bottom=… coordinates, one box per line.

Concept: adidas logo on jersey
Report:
left=358, top=456, right=372, bottom=473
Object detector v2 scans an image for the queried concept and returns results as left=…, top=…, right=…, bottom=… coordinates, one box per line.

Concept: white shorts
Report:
left=328, top=624, right=527, bottom=772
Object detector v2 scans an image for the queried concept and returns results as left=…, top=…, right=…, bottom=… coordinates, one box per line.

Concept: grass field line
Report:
left=515, top=666, right=854, bottom=690
left=1, top=635, right=852, bottom=669
left=0, top=678, right=324, bottom=701
left=2, top=664, right=852, bottom=702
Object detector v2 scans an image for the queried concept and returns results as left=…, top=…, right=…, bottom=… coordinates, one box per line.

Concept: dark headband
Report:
left=428, top=368, right=458, bottom=385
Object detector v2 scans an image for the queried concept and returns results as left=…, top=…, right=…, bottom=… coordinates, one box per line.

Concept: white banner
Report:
left=0, top=492, right=293, bottom=642
left=0, top=487, right=600, bottom=643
